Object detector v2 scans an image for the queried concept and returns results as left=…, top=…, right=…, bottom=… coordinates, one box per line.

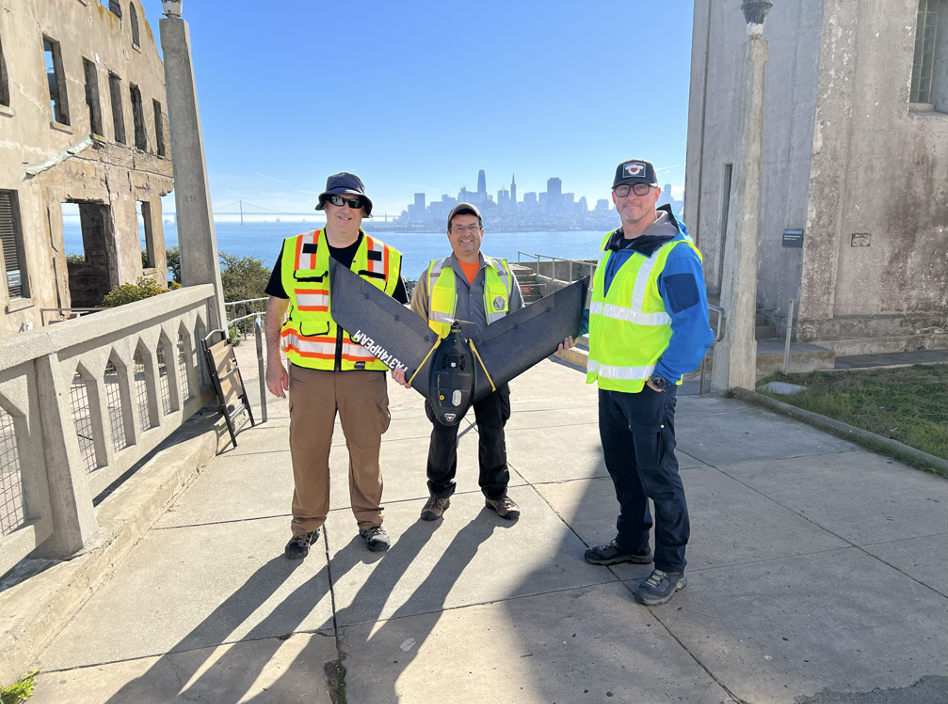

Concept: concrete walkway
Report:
left=29, top=357, right=947, bottom=703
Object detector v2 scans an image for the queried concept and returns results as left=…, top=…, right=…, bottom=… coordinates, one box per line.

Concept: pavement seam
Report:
left=712, top=463, right=948, bottom=598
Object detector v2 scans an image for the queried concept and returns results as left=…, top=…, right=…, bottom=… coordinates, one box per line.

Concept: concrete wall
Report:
left=685, top=0, right=947, bottom=354
left=684, top=0, right=825, bottom=312
left=799, top=0, right=948, bottom=354
left=0, top=0, right=173, bottom=340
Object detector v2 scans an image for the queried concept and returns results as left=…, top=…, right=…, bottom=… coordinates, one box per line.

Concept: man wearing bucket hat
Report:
left=559, top=159, right=712, bottom=606
left=391, top=203, right=527, bottom=522
left=264, top=172, right=409, bottom=557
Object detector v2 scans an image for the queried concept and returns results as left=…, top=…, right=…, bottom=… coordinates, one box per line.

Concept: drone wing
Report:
left=328, top=258, right=441, bottom=396
left=470, top=276, right=589, bottom=403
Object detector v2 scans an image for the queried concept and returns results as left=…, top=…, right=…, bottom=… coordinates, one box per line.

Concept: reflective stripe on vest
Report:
left=280, top=229, right=402, bottom=371
left=586, top=227, right=701, bottom=393
left=426, top=256, right=512, bottom=337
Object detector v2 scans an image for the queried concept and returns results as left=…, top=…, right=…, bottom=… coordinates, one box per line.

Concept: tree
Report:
left=166, top=246, right=181, bottom=284
left=219, top=252, right=270, bottom=303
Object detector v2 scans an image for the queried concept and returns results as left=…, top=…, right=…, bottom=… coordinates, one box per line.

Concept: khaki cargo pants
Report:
left=288, top=366, right=391, bottom=535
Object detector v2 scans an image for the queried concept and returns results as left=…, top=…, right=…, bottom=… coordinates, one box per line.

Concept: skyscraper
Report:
left=510, top=174, right=517, bottom=207
left=546, top=177, right=562, bottom=215
left=477, top=169, right=487, bottom=196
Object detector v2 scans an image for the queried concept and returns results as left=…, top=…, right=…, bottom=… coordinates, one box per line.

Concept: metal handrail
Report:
left=699, top=304, right=727, bottom=396
left=225, top=297, right=268, bottom=340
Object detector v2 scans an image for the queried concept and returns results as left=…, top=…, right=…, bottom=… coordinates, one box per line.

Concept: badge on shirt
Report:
left=493, top=296, right=505, bottom=311
left=354, top=361, right=365, bottom=370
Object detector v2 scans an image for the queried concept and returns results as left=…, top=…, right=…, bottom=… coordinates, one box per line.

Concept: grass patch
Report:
left=757, top=364, right=947, bottom=460
left=1, top=671, right=39, bottom=704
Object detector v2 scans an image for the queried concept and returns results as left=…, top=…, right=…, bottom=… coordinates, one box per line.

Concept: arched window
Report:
left=129, top=3, right=140, bottom=47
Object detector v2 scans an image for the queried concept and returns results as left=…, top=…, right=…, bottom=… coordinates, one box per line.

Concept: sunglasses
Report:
left=614, top=183, right=653, bottom=198
left=327, top=195, right=364, bottom=209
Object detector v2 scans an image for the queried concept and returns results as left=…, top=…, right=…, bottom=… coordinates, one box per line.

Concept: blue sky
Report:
left=141, top=1, right=695, bottom=219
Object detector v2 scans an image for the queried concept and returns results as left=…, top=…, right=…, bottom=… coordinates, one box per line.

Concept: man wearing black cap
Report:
left=264, top=172, right=410, bottom=557
left=560, top=159, right=712, bottom=606
left=391, top=203, right=525, bottom=521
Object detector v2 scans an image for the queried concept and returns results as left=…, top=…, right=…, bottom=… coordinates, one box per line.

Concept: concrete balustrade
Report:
left=0, top=286, right=216, bottom=576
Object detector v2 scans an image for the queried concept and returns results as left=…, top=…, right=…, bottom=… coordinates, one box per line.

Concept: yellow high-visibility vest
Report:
left=586, top=231, right=702, bottom=393
left=426, top=256, right=512, bottom=338
left=279, top=229, right=402, bottom=371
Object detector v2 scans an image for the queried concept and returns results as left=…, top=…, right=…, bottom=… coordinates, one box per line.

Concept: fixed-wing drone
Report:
left=328, top=258, right=588, bottom=426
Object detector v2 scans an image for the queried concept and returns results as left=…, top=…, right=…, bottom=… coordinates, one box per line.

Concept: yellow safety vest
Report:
left=426, top=256, right=513, bottom=338
left=279, top=229, right=402, bottom=371
left=586, top=231, right=702, bottom=393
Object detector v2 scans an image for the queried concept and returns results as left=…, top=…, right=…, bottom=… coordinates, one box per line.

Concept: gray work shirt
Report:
left=410, top=252, right=524, bottom=340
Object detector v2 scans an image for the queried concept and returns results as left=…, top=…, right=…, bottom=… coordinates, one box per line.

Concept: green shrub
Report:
left=101, top=277, right=166, bottom=307
left=169, top=280, right=182, bottom=290
left=166, top=246, right=181, bottom=284
left=219, top=252, right=270, bottom=303
left=1, top=670, right=39, bottom=704
left=65, top=253, right=84, bottom=264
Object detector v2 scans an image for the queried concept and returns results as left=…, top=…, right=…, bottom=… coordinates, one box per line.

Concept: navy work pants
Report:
left=425, top=383, right=511, bottom=501
left=599, top=385, right=689, bottom=573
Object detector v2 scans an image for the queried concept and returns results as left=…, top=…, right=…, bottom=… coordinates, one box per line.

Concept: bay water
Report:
left=61, top=220, right=611, bottom=281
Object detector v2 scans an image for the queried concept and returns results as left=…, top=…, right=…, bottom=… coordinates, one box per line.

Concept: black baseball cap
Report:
left=447, top=202, right=482, bottom=230
left=315, top=172, right=374, bottom=217
left=613, top=159, right=658, bottom=188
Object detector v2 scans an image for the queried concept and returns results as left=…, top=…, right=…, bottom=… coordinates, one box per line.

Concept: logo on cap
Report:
left=624, top=162, right=646, bottom=178
left=493, top=296, right=505, bottom=311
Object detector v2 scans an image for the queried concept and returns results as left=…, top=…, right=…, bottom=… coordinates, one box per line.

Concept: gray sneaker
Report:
left=359, top=525, right=391, bottom=552
left=584, top=540, right=653, bottom=566
left=421, top=495, right=450, bottom=521
left=633, top=569, right=687, bottom=606
left=284, top=529, right=319, bottom=560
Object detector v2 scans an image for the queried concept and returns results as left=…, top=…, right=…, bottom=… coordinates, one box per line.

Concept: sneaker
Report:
left=284, top=529, right=319, bottom=560
left=359, top=525, right=391, bottom=552
left=485, top=495, right=521, bottom=520
left=584, top=540, right=653, bottom=566
left=633, top=569, right=687, bottom=606
left=420, top=494, right=450, bottom=521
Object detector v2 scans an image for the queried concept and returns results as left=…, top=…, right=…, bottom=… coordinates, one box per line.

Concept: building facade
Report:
left=685, top=0, right=947, bottom=355
left=0, top=0, right=173, bottom=340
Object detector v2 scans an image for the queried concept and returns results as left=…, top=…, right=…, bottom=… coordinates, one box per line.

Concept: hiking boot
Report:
left=584, top=540, right=653, bottom=566
left=633, top=569, right=687, bottom=606
left=359, top=525, right=391, bottom=552
left=420, top=494, right=450, bottom=521
left=485, top=495, right=521, bottom=520
left=284, top=529, right=319, bottom=560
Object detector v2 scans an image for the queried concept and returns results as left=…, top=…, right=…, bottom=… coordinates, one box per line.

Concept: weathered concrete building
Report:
left=685, top=0, right=947, bottom=355
left=0, top=0, right=173, bottom=340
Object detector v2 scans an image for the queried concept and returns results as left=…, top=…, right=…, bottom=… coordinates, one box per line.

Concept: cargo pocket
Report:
left=376, top=373, right=392, bottom=435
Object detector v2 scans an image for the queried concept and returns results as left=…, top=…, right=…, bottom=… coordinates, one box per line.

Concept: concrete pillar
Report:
left=33, top=354, right=98, bottom=557
left=159, top=14, right=226, bottom=332
left=711, top=1, right=772, bottom=393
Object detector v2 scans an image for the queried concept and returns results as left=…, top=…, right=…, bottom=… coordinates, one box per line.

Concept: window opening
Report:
left=129, top=3, right=140, bottom=47
left=130, top=83, right=147, bottom=151
left=43, top=37, right=69, bottom=125
left=64, top=201, right=117, bottom=307
left=177, top=331, right=194, bottom=403
left=133, top=348, right=153, bottom=433
left=0, top=190, right=27, bottom=300
left=83, top=58, right=103, bottom=137
left=109, top=73, right=125, bottom=144
left=139, top=201, right=155, bottom=268
left=157, top=342, right=173, bottom=415
left=0, top=30, right=9, bottom=108
left=106, top=0, right=122, bottom=18
left=153, top=100, right=165, bottom=157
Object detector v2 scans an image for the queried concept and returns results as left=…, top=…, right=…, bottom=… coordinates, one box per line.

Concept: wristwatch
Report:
left=649, top=375, right=669, bottom=390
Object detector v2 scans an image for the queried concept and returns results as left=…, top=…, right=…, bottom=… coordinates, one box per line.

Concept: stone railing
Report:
left=0, top=286, right=215, bottom=575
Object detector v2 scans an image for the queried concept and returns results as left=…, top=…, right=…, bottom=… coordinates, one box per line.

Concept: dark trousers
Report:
left=425, top=383, right=511, bottom=501
left=599, top=385, right=689, bottom=573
